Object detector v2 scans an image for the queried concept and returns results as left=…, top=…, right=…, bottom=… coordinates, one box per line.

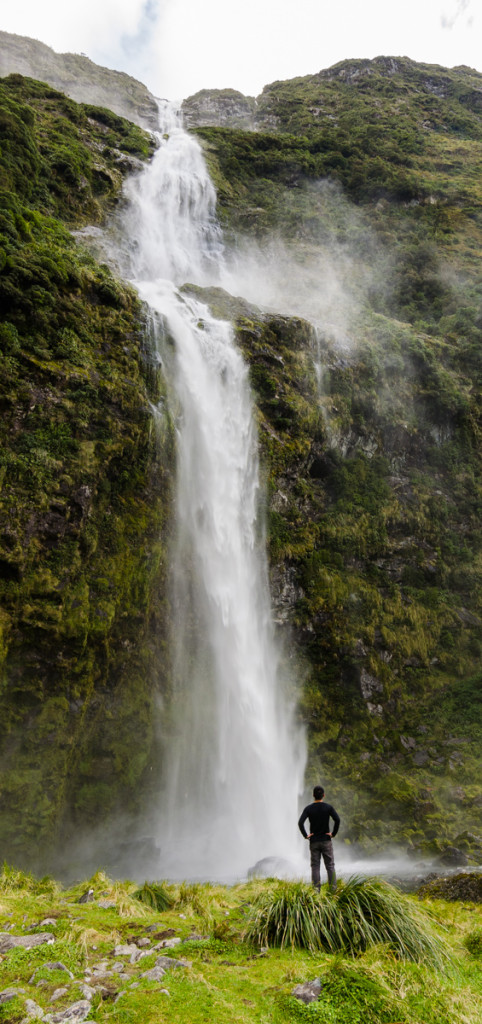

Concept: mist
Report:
left=219, top=179, right=387, bottom=348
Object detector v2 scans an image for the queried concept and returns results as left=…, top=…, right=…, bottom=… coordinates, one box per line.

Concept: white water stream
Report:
left=119, top=102, right=306, bottom=879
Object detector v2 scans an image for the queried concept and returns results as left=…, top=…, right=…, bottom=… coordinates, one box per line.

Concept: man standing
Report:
left=298, top=785, right=340, bottom=890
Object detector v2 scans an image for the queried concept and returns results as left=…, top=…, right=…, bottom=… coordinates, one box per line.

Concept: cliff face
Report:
left=181, top=55, right=482, bottom=860
left=0, top=31, right=159, bottom=131
left=1, top=53, right=481, bottom=868
left=0, top=75, right=173, bottom=864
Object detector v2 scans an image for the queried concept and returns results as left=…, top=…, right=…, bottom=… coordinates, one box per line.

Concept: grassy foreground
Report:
left=0, top=866, right=481, bottom=1023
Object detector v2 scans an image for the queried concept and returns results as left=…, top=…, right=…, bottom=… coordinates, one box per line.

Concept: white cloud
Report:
left=2, top=0, right=480, bottom=100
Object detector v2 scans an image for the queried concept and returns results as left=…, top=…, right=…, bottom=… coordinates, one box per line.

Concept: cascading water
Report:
left=119, top=101, right=306, bottom=879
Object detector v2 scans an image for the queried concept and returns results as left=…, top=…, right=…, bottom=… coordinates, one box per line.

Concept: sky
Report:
left=1, top=0, right=480, bottom=100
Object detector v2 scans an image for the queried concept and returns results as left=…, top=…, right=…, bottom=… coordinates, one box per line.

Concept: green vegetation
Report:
left=244, top=876, right=448, bottom=965
left=0, top=76, right=173, bottom=862
left=1, top=55, right=482, bottom=863
left=182, top=56, right=482, bottom=855
left=0, top=867, right=481, bottom=1024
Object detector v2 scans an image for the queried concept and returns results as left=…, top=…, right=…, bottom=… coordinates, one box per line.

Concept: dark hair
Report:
left=313, top=785, right=324, bottom=800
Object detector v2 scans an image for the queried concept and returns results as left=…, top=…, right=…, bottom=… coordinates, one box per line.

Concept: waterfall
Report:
left=120, top=101, right=306, bottom=879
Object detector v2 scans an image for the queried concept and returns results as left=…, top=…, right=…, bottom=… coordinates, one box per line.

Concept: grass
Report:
left=0, top=866, right=480, bottom=1024
left=243, top=876, right=450, bottom=967
left=134, top=880, right=174, bottom=912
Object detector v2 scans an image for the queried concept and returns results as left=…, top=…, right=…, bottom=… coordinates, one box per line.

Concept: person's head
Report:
left=313, top=785, right=324, bottom=800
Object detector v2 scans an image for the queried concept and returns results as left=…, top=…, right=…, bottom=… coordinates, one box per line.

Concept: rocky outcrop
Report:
left=0, top=31, right=159, bottom=130
left=182, top=88, right=257, bottom=130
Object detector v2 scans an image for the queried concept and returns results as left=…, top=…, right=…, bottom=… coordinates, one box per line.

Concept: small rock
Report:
left=50, top=988, right=69, bottom=1002
left=140, top=966, right=166, bottom=982
left=154, top=937, right=181, bottom=950
left=113, top=944, right=138, bottom=957
left=77, top=890, right=94, bottom=905
left=155, top=955, right=189, bottom=970
left=96, top=900, right=116, bottom=910
left=0, top=987, right=24, bottom=1003
left=292, top=979, right=322, bottom=1004
left=130, top=950, right=151, bottom=964
left=24, top=998, right=45, bottom=1019
left=80, top=985, right=95, bottom=1001
left=40, top=920, right=57, bottom=927
left=47, top=998, right=92, bottom=1022
left=136, top=937, right=151, bottom=947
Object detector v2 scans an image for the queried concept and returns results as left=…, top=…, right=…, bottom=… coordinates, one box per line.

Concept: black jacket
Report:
left=298, top=801, right=340, bottom=842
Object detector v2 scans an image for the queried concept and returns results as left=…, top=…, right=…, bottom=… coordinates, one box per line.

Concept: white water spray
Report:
left=119, top=102, right=306, bottom=879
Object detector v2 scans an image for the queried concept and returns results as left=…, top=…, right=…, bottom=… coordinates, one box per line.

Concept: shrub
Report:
left=133, top=880, right=174, bottom=912
left=244, top=877, right=449, bottom=967
left=464, top=928, right=482, bottom=957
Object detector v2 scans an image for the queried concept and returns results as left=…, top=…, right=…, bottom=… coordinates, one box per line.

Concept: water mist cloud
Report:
left=220, top=180, right=384, bottom=348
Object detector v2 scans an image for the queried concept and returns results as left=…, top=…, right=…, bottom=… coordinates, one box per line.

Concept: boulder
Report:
left=0, top=932, right=54, bottom=953
left=292, top=979, right=322, bottom=1004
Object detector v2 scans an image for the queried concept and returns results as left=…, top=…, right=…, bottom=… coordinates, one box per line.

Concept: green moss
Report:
left=0, top=76, right=174, bottom=863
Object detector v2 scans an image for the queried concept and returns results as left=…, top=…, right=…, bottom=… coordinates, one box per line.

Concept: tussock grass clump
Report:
left=0, top=863, right=60, bottom=898
left=172, top=881, right=231, bottom=926
left=133, top=881, right=174, bottom=913
left=244, top=876, right=449, bottom=968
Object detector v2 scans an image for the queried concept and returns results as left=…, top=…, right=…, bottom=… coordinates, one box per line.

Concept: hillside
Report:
left=183, top=55, right=482, bottom=861
left=0, top=51, right=481, bottom=870
left=0, top=31, right=159, bottom=130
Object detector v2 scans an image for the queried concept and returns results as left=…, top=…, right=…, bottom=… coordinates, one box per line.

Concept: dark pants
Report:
left=310, top=839, right=336, bottom=890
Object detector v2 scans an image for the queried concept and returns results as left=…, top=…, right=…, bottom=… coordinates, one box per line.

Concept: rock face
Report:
left=0, top=74, right=171, bottom=868
left=0, top=30, right=159, bottom=130
left=182, top=88, right=257, bottom=130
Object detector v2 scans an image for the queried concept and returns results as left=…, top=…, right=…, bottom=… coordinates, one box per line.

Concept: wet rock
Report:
left=292, top=978, right=322, bottom=1003
left=418, top=871, right=482, bottom=902
left=400, top=735, right=416, bottom=750
left=437, top=846, right=469, bottom=867
left=359, top=668, right=383, bottom=701
left=248, top=856, right=297, bottom=879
